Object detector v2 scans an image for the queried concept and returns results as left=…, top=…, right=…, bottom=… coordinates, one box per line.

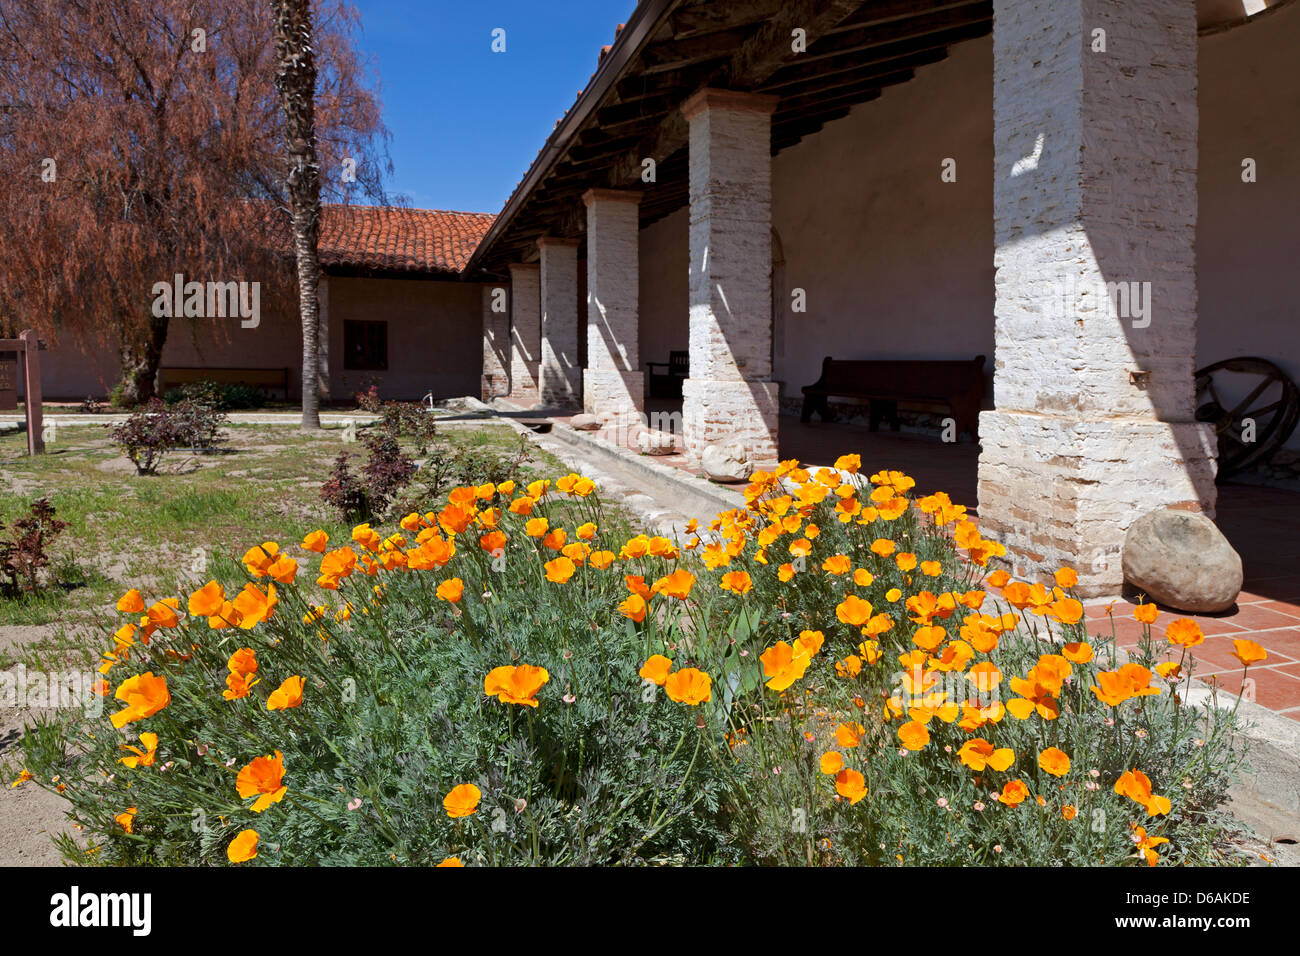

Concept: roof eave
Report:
left=464, top=0, right=683, bottom=274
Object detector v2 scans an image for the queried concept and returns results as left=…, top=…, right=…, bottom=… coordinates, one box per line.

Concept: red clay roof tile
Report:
left=318, top=205, right=495, bottom=275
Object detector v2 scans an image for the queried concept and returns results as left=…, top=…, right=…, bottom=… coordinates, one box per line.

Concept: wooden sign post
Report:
left=0, top=330, right=44, bottom=454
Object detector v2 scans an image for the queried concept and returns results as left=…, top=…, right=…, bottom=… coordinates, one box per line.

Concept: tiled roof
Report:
left=318, top=205, right=496, bottom=275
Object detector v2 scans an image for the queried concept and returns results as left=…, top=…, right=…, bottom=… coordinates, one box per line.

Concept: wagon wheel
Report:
left=1194, top=357, right=1300, bottom=480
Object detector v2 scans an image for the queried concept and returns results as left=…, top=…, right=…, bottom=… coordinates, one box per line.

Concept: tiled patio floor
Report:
left=537, top=404, right=1300, bottom=720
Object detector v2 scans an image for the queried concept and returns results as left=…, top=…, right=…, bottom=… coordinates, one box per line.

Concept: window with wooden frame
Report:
left=343, top=320, right=388, bottom=371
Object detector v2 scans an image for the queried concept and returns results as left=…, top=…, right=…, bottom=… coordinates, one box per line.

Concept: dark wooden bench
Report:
left=800, top=354, right=986, bottom=441
left=646, top=350, right=688, bottom=399
left=158, top=366, right=291, bottom=401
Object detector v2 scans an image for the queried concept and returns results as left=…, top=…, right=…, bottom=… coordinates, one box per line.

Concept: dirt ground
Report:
left=0, top=625, right=77, bottom=865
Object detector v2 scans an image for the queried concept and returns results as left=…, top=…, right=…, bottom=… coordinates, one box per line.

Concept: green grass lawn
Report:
left=0, top=421, right=561, bottom=635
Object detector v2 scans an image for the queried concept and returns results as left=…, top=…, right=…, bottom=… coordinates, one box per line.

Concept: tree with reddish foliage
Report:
left=0, top=0, right=390, bottom=405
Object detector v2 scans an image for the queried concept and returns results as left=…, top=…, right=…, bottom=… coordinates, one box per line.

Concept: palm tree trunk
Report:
left=272, top=0, right=323, bottom=430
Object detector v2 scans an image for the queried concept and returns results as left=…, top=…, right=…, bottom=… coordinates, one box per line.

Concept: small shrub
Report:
left=0, top=497, right=69, bottom=598
left=356, top=384, right=381, bottom=413
left=168, top=398, right=229, bottom=451
left=320, top=452, right=369, bottom=523
left=109, top=399, right=181, bottom=474
left=378, top=401, right=439, bottom=456
left=164, top=380, right=267, bottom=411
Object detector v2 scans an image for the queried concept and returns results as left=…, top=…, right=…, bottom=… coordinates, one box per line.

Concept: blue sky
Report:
left=353, top=1, right=638, bottom=214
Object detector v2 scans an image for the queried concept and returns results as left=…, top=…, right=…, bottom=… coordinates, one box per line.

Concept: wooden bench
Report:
left=158, top=367, right=290, bottom=401
left=800, top=354, right=986, bottom=441
left=646, top=350, right=688, bottom=399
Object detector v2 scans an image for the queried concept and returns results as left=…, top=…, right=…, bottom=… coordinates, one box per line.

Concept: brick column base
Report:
left=540, top=366, right=581, bottom=409
left=976, top=410, right=1218, bottom=596
left=583, top=368, right=644, bottom=423
left=509, top=361, right=539, bottom=405
left=682, top=378, right=779, bottom=468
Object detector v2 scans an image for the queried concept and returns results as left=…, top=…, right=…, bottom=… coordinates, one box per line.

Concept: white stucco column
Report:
left=977, top=0, right=1217, bottom=596
left=681, top=88, right=780, bottom=467
left=538, top=236, right=582, bottom=409
left=582, top=188, right=644, bottom=424
left=508, top=262, right=540, bottom=403
left=481, top=283, right=510, bottom=400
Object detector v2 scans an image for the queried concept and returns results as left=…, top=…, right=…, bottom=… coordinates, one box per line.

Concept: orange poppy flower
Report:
left=223, top=670, right=258, bottom=701
left=241, top=542, right=280, bottom=577
left=618, top=593, right=648, bottom=623
left=116, top=589, right=145, bottom=614
left=1132, top=825, right=1169, bottom=866
left=820, top=752, right=843, bottom=774
left=1133, top=602, right=1159, bottom=624
left=652, top=568, right=695, bottom=600
left=1115, top=768, right=1172, bottom=816
left=236, top=750, right=288, bottom=812
left=986, top=569, right=1011, bottom=589
left=484, top=665, right=549, bottom=707
left=958, top=738, right=1015, bottom=772
left=664, top=668, right=711, bottom=705
left=1037, top=746, right=1071, bottom=777
left=835, top=768, right=867, bottom=804
left=146, top=600, right=181, bottom=629
left=1231, top=639, right=1267, bottom=668
left=188, top=581, right=225, bottom=618
left=115, top=807, right=137, bottom=833
left=227, top=829, right=259, bottom=863
left=301, top=530, right=329, bottom=553
left=638, top=655, right=672, bottom=686
left=267, top=556, right=298, bottom=584
left=267, top=675, right=305, bottom=711
left=836, top=595, right=873, bottom=628
left=1062, top=641, right=1094, bottom=663
left=720, top=570, right=753, bottom=595
left=1165, top=618, right=1204, bottom=648
left=1062, top=805, right=1078, bottom=821
left=897, top=721, right=930, bottom=751
left=997, top=780, right=1030, bottom=807
left=436, top=578, right=465, bottom=602
left=1054, top=567, right=1078, bottom=589
left=760, top=641, right=812, bottom=692
left=231, top=583, right=277, bottom=630
left=836, top=722, right=865, bottom=748
left=443, top=783, right=482, bottom=819
left=118, top=732, right=159, bottom=769
left=109, top=672, right=171, bottom=729
left=588, top=550, right=616, bottom=570
left=544, top=557, right=576, bottom=583
left=821, top=554, right=851, bottom=576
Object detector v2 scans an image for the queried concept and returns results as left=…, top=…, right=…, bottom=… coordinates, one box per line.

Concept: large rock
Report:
left=569, top=413, right=601, bottom=431
left=1122, top=509, right=1242, bottom=612
left=637, top=430, right=678, bottom=456
left=701, top=440, right=753, bottom=483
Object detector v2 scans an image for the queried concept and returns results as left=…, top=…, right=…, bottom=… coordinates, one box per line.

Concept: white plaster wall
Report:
left=637, top=206, right=690, bottom=371
left=327, top=276, right=483, bottom=402
left=772, top=37, right=996, bottom=398
left=1197, top=2, right=1300, bottom=446
left=638, top=15, right=1298, bottom=439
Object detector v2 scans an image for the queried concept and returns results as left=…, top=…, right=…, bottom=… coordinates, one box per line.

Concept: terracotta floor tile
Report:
left=1208, top=604, right=1300, bottom=632
left=1202, top=668, right=1300, bottom=712
left=1257, top=601, right=1300, bottom=620
left=1155, top=615, right=1247, bottom=637
left=1275, top=662, right=1300, bottom=678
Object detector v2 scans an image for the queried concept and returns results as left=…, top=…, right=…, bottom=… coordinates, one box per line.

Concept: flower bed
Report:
left=11, top=456, right=1259, bottom=866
